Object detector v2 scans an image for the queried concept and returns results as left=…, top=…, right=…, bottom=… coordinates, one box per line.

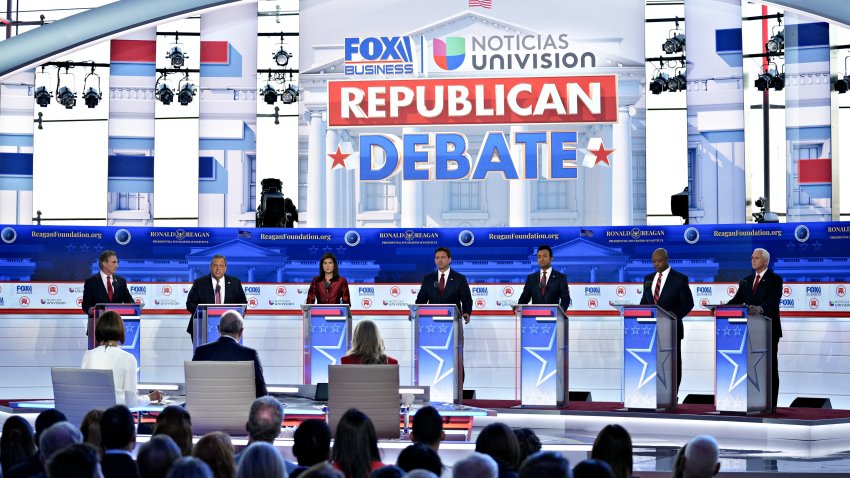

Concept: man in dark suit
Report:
left=100, top=405, right=141, bottom=478
left=81, top=250, right=135, bottom=317
left=186, top=254, right=248, bottom=338
left=727, top=248, right=782, bottom=410
left=415, top=247, right=473, bottom=323
left=192, top=310, right=268, bottom=397
left=640, top=247, right=694, bottom=391
left=516, top=245, right=571, bottom=310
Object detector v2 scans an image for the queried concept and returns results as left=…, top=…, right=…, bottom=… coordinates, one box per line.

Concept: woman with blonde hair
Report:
left=341, top=320, right=397, bottom=365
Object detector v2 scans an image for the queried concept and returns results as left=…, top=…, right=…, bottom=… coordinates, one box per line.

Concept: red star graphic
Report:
left=591, top=142, right=614, bottom=166
left=328, top=146, right=351, bottom=169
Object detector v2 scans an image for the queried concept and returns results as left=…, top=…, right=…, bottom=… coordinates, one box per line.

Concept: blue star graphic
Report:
left=438, top=324, right=449, bottom=334
left=319, top=325, right=328, bottom=333
left=418, top=325, right=425, bottom=334
left=322, top=245, right=333, bottom=253
left=311, top=326, right=317, bottom=333
left=541, top=325, right=551, bottom=335
left=331, top=324, right=341, bottom=333
left=799, top=243, right=808, bottom=251
left=733, top=326, right=742, bottom=336
left=812, top=241, right=823, bottom=251
left=93, top=244, right=103, bottom=253
left=427, top=324, right=436, bottom=333
left=336, top=245, right=346, bottom=255
left=785, top=241, right=796, bottom=250
left=625, top=328, right=657, bottom=390
left=529, top=325, right=539, bottom=334
left=718, top=330, right=750, bottom=393
left=66, top=244, right=76, bottom=252
left=723, top=328, right=731, bottom=336
left=643, top=325, right=651, bottom=335
left=522, top=327, right=558, bottom=387
left=314, top=323, right=346, bottom=366
left=631, top=325, right=640, bottom=335
left=309, top=245, right=319, bottom=255
left=421, top=332, right=454, bottom=386
left=522, top=326, right=528, bottom=334
left=120, top=321, right=140, bottom=349
left=79, top=244, right=90, bottom=253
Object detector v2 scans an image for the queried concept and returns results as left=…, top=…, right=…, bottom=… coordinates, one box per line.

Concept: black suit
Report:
left=728, top=268, right=782, bottom=409
left=415, top=270, right=473, bottom=317
left=517, top=269, right=571, bottom=310
left=185, top=274, right=248, bottom=336
left=81, top=272, right=134, bottom=317
left=192, top=336, right=268, bottom=397
left=640, top=268, right=694, bottom=390
left=101, top=452, right=140, bottom=478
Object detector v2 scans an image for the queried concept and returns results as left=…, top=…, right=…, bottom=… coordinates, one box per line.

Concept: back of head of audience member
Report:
left=155, top=405, right=194, bottom=456
left=35, top=409, right=68, bottom=449
left=236, top=442, right=286, bottom=478
left=293, top=419, right=331, bottom=467
left=396, top=443, right=442, bottom=475
left=590, top=424, right=632, bottom=478
left=301, top=462, right=344, bottom=478
left=681, top=435, right=720, bottom=478
left=138, top=435, right=182, bottom=478
left=166, top=457, right=214, bottom=478
left=518, top=451, right=571, bottom=478
left=101, top=404, right=136, bottom=451
left=45, top=443, right=100, bottom=478
left=411, top=406, right=444, bottom=451
left=475, top=422, right=521, bottom=471
left=513, top=428, right=542, bottom=466
left=405, top=471, right=437, bottom=478
left=332, top=408, right=381, bottom=478
left=573, top=459, right=614, bottom=478
left=1, top=415, right=36, bottom=474
left=453, top=452, right=498, bottom=478
left=193, top=432, right=236, bottom=478
left=246, top=396, right=284, bottom=444
left=40, top=422, right=83, bottom=464
left=79, top=409, right=103, bottom=452
left=369, top=465, right=405, bottom=478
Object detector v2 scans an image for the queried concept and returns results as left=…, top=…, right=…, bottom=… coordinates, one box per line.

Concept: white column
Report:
left=611, top=107, right=634, bottom=225
left=326, top=129, right=341, bottom=227
left=400, top=127, right=424, bottom=227
left=306, top=110, right=327, bottom=228
left=509, top=125, right=530, bottom=226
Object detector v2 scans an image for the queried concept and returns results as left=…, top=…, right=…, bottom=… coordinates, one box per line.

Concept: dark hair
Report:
left=396, top=443, right=442, bottom=475
left=101, top=405, right=135, bottom=450
left=35, top=409, right=67, bottom=447
left=518, top=451, right=571, bottom=478
left=95, top=310, right=126, bottom=344
left=475, top=422, right=521, bottom=471
left=1, top=415, right=36, bottom=474
left=79, top=409, right=103, bottom=451
left=46, top=443, right=100, bottom=478
left=332, top=409, right=381, bottom=478
left=513, top=428, right=542, bottom=466
left=246, top=396, right=284, bottom=443
left=537, top=245, right=553, bottom=258
left=138, top=435, right=182, bottom=478
left=434, top=247, right=451, bottom=258
left=573, top=459, right=615, bottom=478
left=99, top=250, right=117, bottom=269
left=154, top=405, right=193, bottom=456
left=316, top=253, right=340, bottom=281
left=166, top=456, right=213, bottom=478
left=369, top=466, right=405, bottom=478
left=293, top=419, right=332, bottom=467
left=411, top=406, right=443, bottom=448
left=193, top=432, right=235, bottom=478
left=590, top=424, right=633, bottom=478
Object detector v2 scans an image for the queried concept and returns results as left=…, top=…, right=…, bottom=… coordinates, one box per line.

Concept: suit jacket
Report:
left=415, top=270, right=473, bottom=316
left=728, top=269, right=783, bottom=339
left=517, top=269, right=571, bottom=310
left=192, top=336, right=268, bottom=397
left=640, top=268, right=694, bottom=340
left=306, top=276, right=351, bottom=305
left=185, top=274, right=248, bottom=335
left=81, top=272, right=134, bottom=316
left=101, top=452, right=140, bottom=478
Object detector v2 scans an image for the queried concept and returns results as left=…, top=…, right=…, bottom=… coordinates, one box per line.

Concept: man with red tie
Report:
left=415, top=247, right=472, bottom=323
left=640, top=248, right=694, bottom=391
left=516, top=245, right=571, bottom=310
left=186, top=254, right=248, bottom=339
left=82, top=250, right=135, bottom=317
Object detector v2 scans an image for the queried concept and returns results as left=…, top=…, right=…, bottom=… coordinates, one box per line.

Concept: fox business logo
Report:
left=344, top=37, right=415, bottom=76
left=471, top=287, right=488, bottom=295
left=805, top=286, right=822, bottom=297
left=244, top=286, right=261, bottom=295
left=48, top=284, right=59, bottom=295
left=358, top=287, right=375, bottom=296
left=130, top=286, right=146, bottom=295
left=780, top=298, right=794, bottom=308
left=16, top=285, right=32, bottom=294
left=695, top=286, right=712, bottom=296
left=584, top=287, right=601, bottom=296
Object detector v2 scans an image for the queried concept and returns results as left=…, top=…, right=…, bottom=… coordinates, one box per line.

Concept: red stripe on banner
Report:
left=522, top=310, right=555, bottom=317
left=715, top=309, right=744, bottom=318
left=417, top=308, right=453, bottom=316
left=102, top=307, right=140, bottom=315
left=200, top=41, right=229, bottom=64
left=310, top=309, right=343, bottom=316
left=798, top=158, right=832, bottom=184
left=624, top=309, right=654, bottom=317
left=111, top=40, right=156, bottom=62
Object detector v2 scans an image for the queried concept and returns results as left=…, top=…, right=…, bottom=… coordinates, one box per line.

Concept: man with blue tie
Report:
left=415, top=247, right=472, bottom=323
left=516, top=245, right=571, bottom=310
left=186, top=254, right=248, bottom=340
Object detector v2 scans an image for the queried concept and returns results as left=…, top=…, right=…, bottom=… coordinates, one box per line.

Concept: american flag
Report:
left=469, top=0, right=492, bottom=8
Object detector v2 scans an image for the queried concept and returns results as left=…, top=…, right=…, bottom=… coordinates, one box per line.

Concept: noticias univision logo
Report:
left=433, top=37, right=465, bottom=71
left=344, top=37, right=415, bottom=75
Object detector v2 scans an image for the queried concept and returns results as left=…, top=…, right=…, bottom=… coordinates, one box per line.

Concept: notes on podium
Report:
left=409, top=304, right=463, bottom=404
left=617, top=304, right=677, bottom=411
left=301, top=304, right=352, bottom=384
left=514, top=305, right=568, bottom=408
left=192, top=304, right=248, bottom=350
left=91, top=303, right=143, bottom=379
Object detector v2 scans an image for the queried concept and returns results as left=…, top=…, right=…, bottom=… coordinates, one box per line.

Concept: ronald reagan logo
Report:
left=361, top=298, right=373, bottom=309
left=161, top=285, right=172, bottom=296
left=48, top=284, right=58, bottom=295
left=344, top=36, right=415, bottom=76
left=782, top=285, right=792, bottom=297
left=503, top=286, right=515, bottom=297
left=276, top=286, right=287, bottom=297
left=390, top=286, right=401, bottom=297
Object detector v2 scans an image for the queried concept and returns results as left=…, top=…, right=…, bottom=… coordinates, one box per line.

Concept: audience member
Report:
left=681, top=435, right=720, bottom=478
left=237, top=397, right=292, bottom=473
left=235, top=442, right=286, bottom=478
left=573, top=459, right=614, bottom=478
left=512, top=428, right=541, bottom=467
left=410, top=407, right=444, bottom=452
left=39, top=422, right=85, bottom=477
left=6, top=409, right=67, bottom=478
left=671, top=442, right=686, bottom=478
left=291, top=419, right=332, bottom=478
left=79, top=410, right=104, bottom=453
left=45, top=443, right=100, bottom=478
left=100, top=405, right=140, bottom=478
left=341, top=321, right=397, bottom=364
left=368, top=466, right=405, bottom=478
left=475, top=423, right=520, bottom=477
left=332, top=409, right=384, bottom=478
left=405, top=471, right=437, bottom=478
left=518, top=451, right=571, bottom=478
left=452, top=453, right=498, bottom=478
left=1, top=416, right=36, bottom=475
left=301, top=463, right=344, bottom=478
left=396, top=443, right=442, bottom=476
left=166, top=457, right=213, bottom=478
left=138, top=435, right=182, bottom=478
left=193, top=432, right=236, bottom=478
left=154, top=406, right=193, bottom=456
left=590, top=425, right=633, bottom=478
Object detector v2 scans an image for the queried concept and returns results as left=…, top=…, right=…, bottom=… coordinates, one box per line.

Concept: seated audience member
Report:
left=45, top=443, right=100, bottom=478
left=369, top=466, right=405, bottom=478
left=513, top=428, right=542, bottom=468
left=680, top=435, right=720, bottom=478
left=291, top=419, right=332, bottom=478
left=101, top=405, right=140, bottom=478
left=410, top=406, right=444, bottom=452
left=341, top=320, right=397, bottom=364
left=396, top=443, right=442, bottom=475
left=1, top=416, right=36, bottom=475
left=82, top=310, right=163, bottom=406
left=38, top=422, right=85, bottom=476
left=5, top=409, right=67, bottom=478
left=237, top=396, right=291, bottom=473
left=518, top=452, right=571, bottom=478
left=573, top=459, right=614, bottom=478
left=236, top=443, right=286, bottom=478
left=452, top=453, right=498, bottom=478
left=590, top=425, right=634, bottom=478
left=154, top=406, right=194, bottom=456
left=301, top=463, right=344, bottom=478
left=671, top=442, right=686, bottom=478
left=475, top=422, right=521, bottom=478
left=79, top=410, right=104, bottom=453
left=166, top=457, right=213, bottom=478
left=332, top=408, right=384, bottom=478
left=138, top=435, right=182, bottom=478
left=193, top=432, right=236, bottom=478
left=406, top=472, right=438, bottom=478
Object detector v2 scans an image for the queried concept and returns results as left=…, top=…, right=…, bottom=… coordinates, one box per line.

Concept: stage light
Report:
left=177, top=79, right=197, bottom=106
left=835, top=75, right=850, bottom=94
left=82, top=67, right=101, bottom=108
left=34, top=86, right=52, bottom=107
left=156, top=82, right=174, bottom=105
left=662, top=33, right=685, bottom=55
left=273, top=47, right=292, bottom=67
left=649, top=72, right=669, bottom=95
left=166, top=44, right=187, bottom=68
left=260, top=84, right=278, bottom=104
left=754, top=72, right=773, bottom=92
left=56, top=85, right=76, bottom=109
left=280, top=83, right=299, bottom=104
left=769, top=72, right=785, bottom=91
left=667, top=72, right=686, bottom=92
left=765, top=30, right=784, bottom=54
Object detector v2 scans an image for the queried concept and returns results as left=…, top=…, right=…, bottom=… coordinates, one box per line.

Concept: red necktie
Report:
left=653, top=272, right=662, bottom=303
left=540, top=270, right=548, bottom=295
left=215, top=280, right=222, bottom=304
left=106, top=276, right=114, bottom=302
left=752, top=274, right=760, bottom=294
left=439, top=273, right=445, bottom=295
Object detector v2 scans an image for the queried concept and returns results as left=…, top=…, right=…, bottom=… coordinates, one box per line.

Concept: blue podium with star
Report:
left=301, top=304, right=352, bottom=384
left=410, top=304, right=463, bottom=404
left=192, top=304, right=248, bottom=349
left=516, top=305, right=568, bottom=407
left=92, top=303, right=142, bottom=379
left=621, top=305, right=677, bottom=411
left=712, top=305, right=771, bottom=414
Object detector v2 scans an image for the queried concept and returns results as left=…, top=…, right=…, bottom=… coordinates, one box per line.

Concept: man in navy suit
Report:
left=640, top=248, right=694, bottom=391
left=186, top=254, right=248, bottom=338
left=192, top=310, right=268, bottom=397
left=415, top=247, right=472, bottom=323
left=100, top=405, right=141, bottom=478
left=82, top=250, right=135, bottom=317
left=517, top=245, right=571, bottom=310
left=728, top=248, right=782, bottom=410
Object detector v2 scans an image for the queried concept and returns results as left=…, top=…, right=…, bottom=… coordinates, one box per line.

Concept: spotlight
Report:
left=260, top=84, right=278, bottom=105
left=280, top=83, right=299, bottom=104
left=273, top=47, right=292, bottom=67
left=662, top=33, right=686, bottom=55
left=34, top=85, right=52, bottom=107
left=835, top=75, right=850, bottom=94
left=82, top=87, right=101, bottom=108
left=649, top=72, right=669, bottom=95
left=166, top=44, right=187, bottom=68
left=177, top=81, right=197, bottom=106
left=57, top=86, right=76, bottom=109
left=765, top=31, right=784, bottom=53
left=667, top=73, right=687, bottom=92
left=754, top=72, right=773, bottom=91
left=156, top=82, right=174, bottom=105
left=769, top=72, right=785, bottom=91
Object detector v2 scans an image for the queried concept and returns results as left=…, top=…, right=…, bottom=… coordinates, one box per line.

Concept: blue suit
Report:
left=415, top=269, right=473, bottom=316
left=517, top=269, right=571, bottom=311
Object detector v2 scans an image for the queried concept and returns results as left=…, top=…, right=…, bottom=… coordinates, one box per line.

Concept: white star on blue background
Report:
left=523, top=327, right=558, bottom=387
left=626, top=328, right=657, bottom=390
left=718, top=328, right=750, bottom=392
left=421, top=332, right=454, bottom=386
left=314, top=323, right=346, bottom=366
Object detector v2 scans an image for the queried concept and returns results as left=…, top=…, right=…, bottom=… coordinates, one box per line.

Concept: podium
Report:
left=620, top=305, right=677, bottom=410
left=409, top=304, right=463, bottom=404
left=515, top=305, right=569, bottom=407
left=301, top=304, right=352, bottom=384
left=712, top=305, right=771, bottom=414
left=90, top=303, right=142, bottom=379
left=192, top=304, right=248, bottom=350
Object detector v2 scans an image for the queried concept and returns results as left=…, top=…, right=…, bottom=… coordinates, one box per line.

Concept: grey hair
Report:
left=218, top=310, right=244, bottom=335
left=247, top=396, right=284, bottom=442
left=683, top=435, right=720, bottom=478
left=210, top=255, right=227, bottom=266
left=39, top=422, right=83, bottom=461
left=754, top=248, right=770, bottom=263
left=236, top=442, right=287, bottom=478
left=166, top=457, right=213, bottom=478
left=453, top=452, right=498, bottom=478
